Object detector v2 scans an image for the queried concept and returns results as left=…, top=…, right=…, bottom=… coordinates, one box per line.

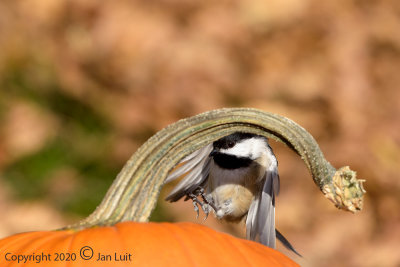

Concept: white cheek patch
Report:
left=265, top=147, right=278, bottom=171
left=220, top=138, right=268, bottom=160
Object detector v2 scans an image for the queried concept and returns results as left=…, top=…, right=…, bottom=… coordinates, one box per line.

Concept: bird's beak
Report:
left=209, top=148, right=218, bottom=157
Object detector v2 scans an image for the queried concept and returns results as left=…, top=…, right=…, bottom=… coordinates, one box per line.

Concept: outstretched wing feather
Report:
left=246, top=169, right=279, bottom=248
left=165, top=144, right=213, bottom=202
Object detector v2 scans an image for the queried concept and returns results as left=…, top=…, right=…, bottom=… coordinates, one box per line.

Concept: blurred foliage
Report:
left=4, top=138, right=117, bottom=215
left=0, top=0, right=400, bottom=266
left=1, top=63, right=118, bottom=215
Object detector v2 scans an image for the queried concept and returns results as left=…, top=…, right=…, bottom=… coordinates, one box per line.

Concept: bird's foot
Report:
left=195, top=187, right=217, bottom=212
left=187, top=192, right=209, bottom=220
left=186, top=187, right=215, bottom=220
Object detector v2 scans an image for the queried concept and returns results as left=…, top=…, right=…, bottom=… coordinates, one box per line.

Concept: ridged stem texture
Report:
left=66, top=108, right=365, bottom=230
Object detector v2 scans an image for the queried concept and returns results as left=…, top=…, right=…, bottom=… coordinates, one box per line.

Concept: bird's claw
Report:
left=196, top=187, right=217, bottom=211
left=190, top=198, right=200, bottom=219
left=187, top=187, right=215, bottom=220
left=188, top=192, right=209, bottom=220
left=203, top=205, right=209, bottom=221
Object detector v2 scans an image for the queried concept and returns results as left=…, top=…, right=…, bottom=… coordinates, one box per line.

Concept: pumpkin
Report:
left=0, top=108, right=365, bottom=266
left=0, top=222, right=299, bottom=266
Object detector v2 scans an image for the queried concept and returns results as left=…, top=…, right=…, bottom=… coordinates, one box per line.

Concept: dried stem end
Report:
left=322, top=166, right=366, bottom=213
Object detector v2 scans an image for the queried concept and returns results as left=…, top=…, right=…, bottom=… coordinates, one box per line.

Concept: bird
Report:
left=164, top=132, right=300, bottom=255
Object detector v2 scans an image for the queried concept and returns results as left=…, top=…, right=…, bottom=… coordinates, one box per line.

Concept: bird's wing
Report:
left=246, top=166, right=279, bottom=248
left=246, top=161, right=300, bottom=255
left=164, top=144, right=213, bottom=202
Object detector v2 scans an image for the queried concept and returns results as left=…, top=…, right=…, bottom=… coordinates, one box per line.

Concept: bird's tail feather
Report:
left=275, top=229, right=302, bottom=257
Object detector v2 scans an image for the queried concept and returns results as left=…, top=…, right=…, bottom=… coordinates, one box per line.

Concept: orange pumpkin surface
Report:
left=0, top=222, right=299, bottom=267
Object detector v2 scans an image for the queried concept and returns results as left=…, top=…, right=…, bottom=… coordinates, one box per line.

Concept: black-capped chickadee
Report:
left=165, top=132, right=300, bottom=255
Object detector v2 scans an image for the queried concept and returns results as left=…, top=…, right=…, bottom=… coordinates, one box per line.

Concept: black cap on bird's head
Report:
left=210, top=132, right=255, bottom=157
left=212, top=132, right=262, bottom=150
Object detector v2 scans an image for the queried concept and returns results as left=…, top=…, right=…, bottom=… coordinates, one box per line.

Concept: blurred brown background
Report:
left=0, top=0, right=399, bottom=266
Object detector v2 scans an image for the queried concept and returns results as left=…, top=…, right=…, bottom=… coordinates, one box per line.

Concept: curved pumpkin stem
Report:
left=65, top=108, right=365, bottom=230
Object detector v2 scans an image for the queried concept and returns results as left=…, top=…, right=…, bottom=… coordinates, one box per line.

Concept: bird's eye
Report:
left=228, top=141, right=234, bottom=148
